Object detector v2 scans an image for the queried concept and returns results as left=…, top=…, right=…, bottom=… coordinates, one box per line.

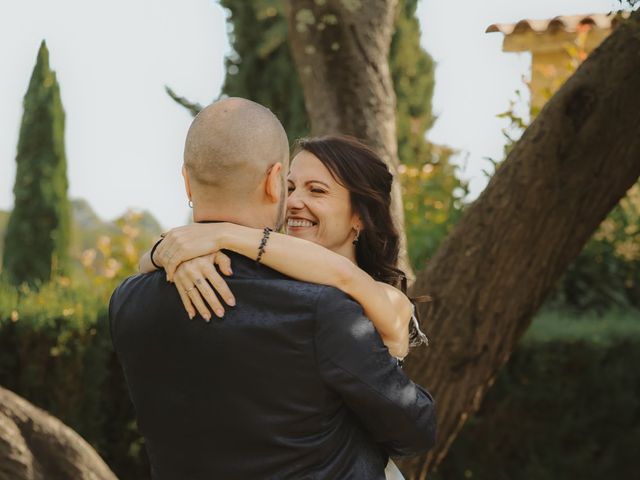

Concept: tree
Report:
left=0, top=386, right=117, bottom=480
left=220, top=0, right=310, bottom=141
left=284, top=2, right=640, bottom=477
left=169, top=0, right=465, bottom=273
left=2, top=41, right=71, bottom=286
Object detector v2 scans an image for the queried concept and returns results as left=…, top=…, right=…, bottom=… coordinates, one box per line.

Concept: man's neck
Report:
left=192, top=209, right=272, bottom=230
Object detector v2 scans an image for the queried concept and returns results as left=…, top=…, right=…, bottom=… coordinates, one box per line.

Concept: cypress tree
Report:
left=389, top=0, right=467, bottom=268
left=3, top=40, right=71, bottom=285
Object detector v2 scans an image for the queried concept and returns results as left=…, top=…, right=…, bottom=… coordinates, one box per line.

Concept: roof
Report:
left=485, top=12, right=630, bottom=36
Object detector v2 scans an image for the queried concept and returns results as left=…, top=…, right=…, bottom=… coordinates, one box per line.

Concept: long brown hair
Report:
left=293, top=136, right=406, bottom=290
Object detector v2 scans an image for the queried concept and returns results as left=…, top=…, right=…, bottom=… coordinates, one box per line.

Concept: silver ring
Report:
left=185, top=286, right=196, bottom=293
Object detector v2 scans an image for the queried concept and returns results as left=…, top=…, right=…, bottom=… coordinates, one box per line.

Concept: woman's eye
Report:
left=287, top=186, right=295, bottom=193
left=311, top=188, right=326, bottom=194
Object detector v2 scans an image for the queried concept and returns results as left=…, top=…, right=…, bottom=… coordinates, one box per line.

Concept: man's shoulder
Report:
left=312, top=286, right=366, bottom=331
left=109, top=270, right=168, bottom=321
left=111, top=270, right=165, bottom=301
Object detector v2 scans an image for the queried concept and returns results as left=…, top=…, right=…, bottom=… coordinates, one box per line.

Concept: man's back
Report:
left=110, top=253, right=436, bottom=479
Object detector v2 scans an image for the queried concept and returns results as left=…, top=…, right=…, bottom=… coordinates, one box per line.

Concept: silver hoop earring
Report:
left=352, top=228, right=360, bottom=245
left=188, top=200, right=193, bottom=209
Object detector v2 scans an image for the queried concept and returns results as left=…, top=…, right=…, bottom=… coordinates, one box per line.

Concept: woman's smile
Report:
left=286, top=217, right=317, bottom=229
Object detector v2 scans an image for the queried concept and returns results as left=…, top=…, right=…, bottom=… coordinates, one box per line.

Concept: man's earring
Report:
left=352, top=227, right=360, bottom=245
left=188, top=200, right=193, bottom=209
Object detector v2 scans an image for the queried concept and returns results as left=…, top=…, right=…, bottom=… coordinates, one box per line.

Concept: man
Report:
left=109, top=98, right=436, bottom=479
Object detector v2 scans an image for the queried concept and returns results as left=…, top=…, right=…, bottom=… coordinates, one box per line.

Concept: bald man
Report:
left=109, top=98, right=435, bottom=479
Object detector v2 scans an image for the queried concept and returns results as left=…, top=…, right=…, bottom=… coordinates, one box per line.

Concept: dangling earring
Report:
left=352, top=227, right=360, bottom=245
left=188, top=199, right=193, bottom=209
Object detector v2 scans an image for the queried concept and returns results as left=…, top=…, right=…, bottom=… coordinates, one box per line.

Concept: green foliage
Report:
left=431, top=309, right=640, bottom=480
left=0, top=210, right=9, bottom=271
left=3, top=41, right=72, bottom=286
left=213, top=0, right=466, bottom=270
left=390, top=0, right=468, bottom=268
left=219, top=0, right=309, bottom=141
left=0, top=277, right=149, bottom=478
left=547, top=184, right=640, bottom=311
left=0, top=210, right=157, bottom=478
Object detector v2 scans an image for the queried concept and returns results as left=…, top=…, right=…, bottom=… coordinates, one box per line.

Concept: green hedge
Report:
left=431, top=309, right=640, bottom=480
left=0, top=279, right=149, bottom=478
left=1, top=281, right=638, bottom=479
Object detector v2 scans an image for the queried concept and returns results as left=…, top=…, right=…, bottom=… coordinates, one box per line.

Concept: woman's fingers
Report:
left=203, top=263, right=236, bottom=308
left=177, top=257, right=233, bottom=319
left=174, top=278, right=196, bottom=319
left=214, top=252, right=233, bottom=276
left=187, top=285, right=214, bottom=321
left=175, top=263, right=212, bottom=320
left=165, top=255, right=180, bottom=282
left=195, top=279, right=225, bottom=319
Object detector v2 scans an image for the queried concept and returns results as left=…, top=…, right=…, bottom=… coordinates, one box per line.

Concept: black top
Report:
left=109, top=252, right=436, bottom=479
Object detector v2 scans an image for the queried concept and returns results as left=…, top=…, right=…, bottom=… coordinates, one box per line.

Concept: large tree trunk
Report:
left=285, top=2, right=640, bottom=478
left=0, top=386, right=117, bottom=480
left=283, top=0, right=414, bottom=278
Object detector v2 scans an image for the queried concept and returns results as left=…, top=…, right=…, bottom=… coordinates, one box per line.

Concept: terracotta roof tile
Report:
left=486, top=12, right=630, bottom=35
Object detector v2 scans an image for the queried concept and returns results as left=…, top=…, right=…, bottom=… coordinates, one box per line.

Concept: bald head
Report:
left=184, top=98, right=289, bottom=199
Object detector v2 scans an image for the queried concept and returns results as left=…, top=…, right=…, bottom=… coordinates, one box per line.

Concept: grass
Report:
left=523, top=307, right=640, bottom=345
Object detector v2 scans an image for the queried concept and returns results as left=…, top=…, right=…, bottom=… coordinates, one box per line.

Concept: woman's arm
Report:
left=139, top=239, right=161, bottom=273
left=154, top=223, right=412, bottom=358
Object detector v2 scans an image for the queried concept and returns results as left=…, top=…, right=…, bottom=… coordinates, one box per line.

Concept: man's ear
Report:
left=182, top=164, right=193, bottom=201
left=264, top=162, right=283, bottom=204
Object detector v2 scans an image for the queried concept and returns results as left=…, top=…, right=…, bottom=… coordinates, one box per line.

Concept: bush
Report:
left=0, top=277, right=150, bottom=478
left=430, top=309, right=640, bottom=480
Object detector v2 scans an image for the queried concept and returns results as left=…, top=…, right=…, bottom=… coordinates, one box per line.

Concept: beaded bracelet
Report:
left=256, top=227, right=272, bottom=263
left=150, top=238, right=164, bottom=269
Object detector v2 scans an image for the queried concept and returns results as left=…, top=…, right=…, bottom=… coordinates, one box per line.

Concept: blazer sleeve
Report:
left=313, top=287, right=437, bottom=457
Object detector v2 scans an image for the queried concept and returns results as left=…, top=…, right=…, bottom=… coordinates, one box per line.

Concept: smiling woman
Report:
left=139, top=135, right=430, bottom=360
left=286, top=149, right=362, bottom=263
left=291, top=136, right=406, bottom=288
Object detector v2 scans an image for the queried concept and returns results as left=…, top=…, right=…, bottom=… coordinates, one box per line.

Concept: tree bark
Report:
left=283, top=0, right=414, bottom=278
left=286, top=2, right=640, bottom=477
left=400, top=12, right=640, bottom=478
left=0, top=386, right=117, bottom=480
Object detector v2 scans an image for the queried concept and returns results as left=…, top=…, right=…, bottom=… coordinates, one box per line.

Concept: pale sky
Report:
left=0, top=0, right=626, bottom=229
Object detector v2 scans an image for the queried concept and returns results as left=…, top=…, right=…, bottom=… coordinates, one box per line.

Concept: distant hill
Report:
left=0, top=199, right=163, bottom=270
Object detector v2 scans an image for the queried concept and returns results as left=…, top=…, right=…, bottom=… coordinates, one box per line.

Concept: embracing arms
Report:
left=140, top=223, right=413, bottom=358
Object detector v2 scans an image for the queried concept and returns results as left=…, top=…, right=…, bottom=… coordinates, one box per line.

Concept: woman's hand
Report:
left=155, top=224, right=228, bottom=280
left=172, top=252, right=235, bottom=321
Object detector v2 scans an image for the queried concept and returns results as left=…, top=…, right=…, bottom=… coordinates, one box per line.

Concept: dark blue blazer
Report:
left=109, top=252, right=436, bottom=479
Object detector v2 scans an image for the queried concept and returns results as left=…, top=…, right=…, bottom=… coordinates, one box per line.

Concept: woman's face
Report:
left=286, top=150, right=360, bottom=260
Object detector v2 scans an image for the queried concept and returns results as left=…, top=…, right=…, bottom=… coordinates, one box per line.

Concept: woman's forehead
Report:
left=288, top=151, right=335, bottom=183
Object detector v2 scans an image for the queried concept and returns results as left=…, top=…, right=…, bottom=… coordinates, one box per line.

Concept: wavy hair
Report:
left=292, top=135, right=406, bottom=289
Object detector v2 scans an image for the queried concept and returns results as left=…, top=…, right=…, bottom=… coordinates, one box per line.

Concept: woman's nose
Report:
left=287, top=189, right=305, bottom=210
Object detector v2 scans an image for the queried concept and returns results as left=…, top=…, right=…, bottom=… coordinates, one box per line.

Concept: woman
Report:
left=140, top=135, right=428, bottom=478
left=141, top=135, right=428, bottom=358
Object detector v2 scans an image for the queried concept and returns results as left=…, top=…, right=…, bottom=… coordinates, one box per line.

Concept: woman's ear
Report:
left=351, top=213, right=364, bottom=232
left=265, top=162, right=284, bottom=203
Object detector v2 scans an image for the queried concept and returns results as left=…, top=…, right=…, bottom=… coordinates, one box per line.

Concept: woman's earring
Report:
left=188, top=199, right=193, bottom=209
left=352, top=227, right=360, bottom=245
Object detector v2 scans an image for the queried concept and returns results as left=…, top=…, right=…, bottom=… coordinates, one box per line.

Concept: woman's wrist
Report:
left=216, top=222, right=242, bottom=252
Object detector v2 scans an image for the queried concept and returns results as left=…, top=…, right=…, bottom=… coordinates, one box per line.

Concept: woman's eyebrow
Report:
left=305, top=180, right=330, bottom=189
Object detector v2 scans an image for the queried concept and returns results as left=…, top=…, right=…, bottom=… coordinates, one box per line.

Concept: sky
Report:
left=0, top=0, right=627, bottom=230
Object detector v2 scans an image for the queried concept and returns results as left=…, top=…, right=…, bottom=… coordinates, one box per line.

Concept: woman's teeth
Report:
left=288, top=219, right=315, bottom=227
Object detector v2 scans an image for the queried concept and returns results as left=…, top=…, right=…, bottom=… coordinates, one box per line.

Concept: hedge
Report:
left=1, top=281, right=638, bottom=479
